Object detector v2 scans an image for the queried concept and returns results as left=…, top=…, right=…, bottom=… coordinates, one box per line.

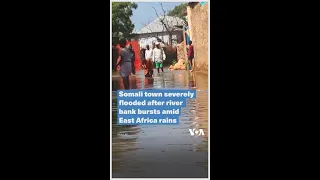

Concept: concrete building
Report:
left=133, top=16, right=185, bottom=49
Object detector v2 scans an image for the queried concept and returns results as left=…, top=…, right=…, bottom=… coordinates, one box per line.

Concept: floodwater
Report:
left=112, top=67, right=208, bottom=178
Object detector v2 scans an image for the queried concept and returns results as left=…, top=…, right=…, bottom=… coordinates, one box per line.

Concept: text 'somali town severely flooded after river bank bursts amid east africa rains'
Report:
left=118, top=90, right=195, bottom=98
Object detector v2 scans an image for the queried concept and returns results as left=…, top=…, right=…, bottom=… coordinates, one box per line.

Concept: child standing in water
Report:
left=152, top=42, right=166, bottom=73
left=116, top=39, right=132, bottom=90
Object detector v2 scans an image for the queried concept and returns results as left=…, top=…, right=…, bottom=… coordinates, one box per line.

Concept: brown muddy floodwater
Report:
left=112, top=67, right=208, bottom=178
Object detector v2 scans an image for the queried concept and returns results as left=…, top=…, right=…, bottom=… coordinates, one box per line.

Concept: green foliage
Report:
left=112, top=2, right=138, bottom=44
left=167, top=3, right=187, bottom=19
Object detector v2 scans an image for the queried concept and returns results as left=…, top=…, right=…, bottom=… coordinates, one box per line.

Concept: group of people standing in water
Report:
left=142, top=41, right=166, bottom=76
left=112, top=39, right=195, bottom=90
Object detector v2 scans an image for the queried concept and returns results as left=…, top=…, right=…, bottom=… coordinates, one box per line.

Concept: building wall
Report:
left=189, top=3, right=208, bottom=73
left=135, top=31, right=183, bottom=49
left=186, top=6, right=193, bottom=41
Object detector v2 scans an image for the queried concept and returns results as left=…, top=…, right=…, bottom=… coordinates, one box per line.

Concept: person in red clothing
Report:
left=188, top=41, right=195, bottom=71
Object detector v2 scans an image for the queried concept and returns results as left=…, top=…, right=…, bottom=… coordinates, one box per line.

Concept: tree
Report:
left=112, top=2, right=138, bottom=44
left=167, top=3, right=187, bottom=19
left=150, top=3, right=184, bottom=46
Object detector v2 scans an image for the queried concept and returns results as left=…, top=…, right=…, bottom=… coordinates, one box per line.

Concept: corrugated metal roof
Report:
left=135, top=16, right=184, bottom=34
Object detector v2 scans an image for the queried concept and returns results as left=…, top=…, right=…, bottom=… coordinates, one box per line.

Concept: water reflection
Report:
left=154, top=74, right=166, bottom=88
left=112, top=68, right=208, bottom=178
left=189, top=71, right=197, bottom=88
left=144, top=77, right=154, bottom=89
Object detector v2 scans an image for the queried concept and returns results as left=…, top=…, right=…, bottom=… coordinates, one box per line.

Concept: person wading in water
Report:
left=188, top=41, right=195, bottom=72
left=142, top=45, right=153, bottom=77
left=116, top=39, right=132, bottom=90
left=152, top=42, right=166, bottom=73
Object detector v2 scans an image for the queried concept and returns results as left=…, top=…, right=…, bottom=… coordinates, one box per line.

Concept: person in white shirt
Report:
left=152, top=42, right=166, bottom=73
left=142, top=45, right=154, bottom=77
left=145, top=45, right=153, bottom=61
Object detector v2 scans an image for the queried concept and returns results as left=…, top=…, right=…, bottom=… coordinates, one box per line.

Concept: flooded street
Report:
left=112, top=67, right=208, bottom=178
